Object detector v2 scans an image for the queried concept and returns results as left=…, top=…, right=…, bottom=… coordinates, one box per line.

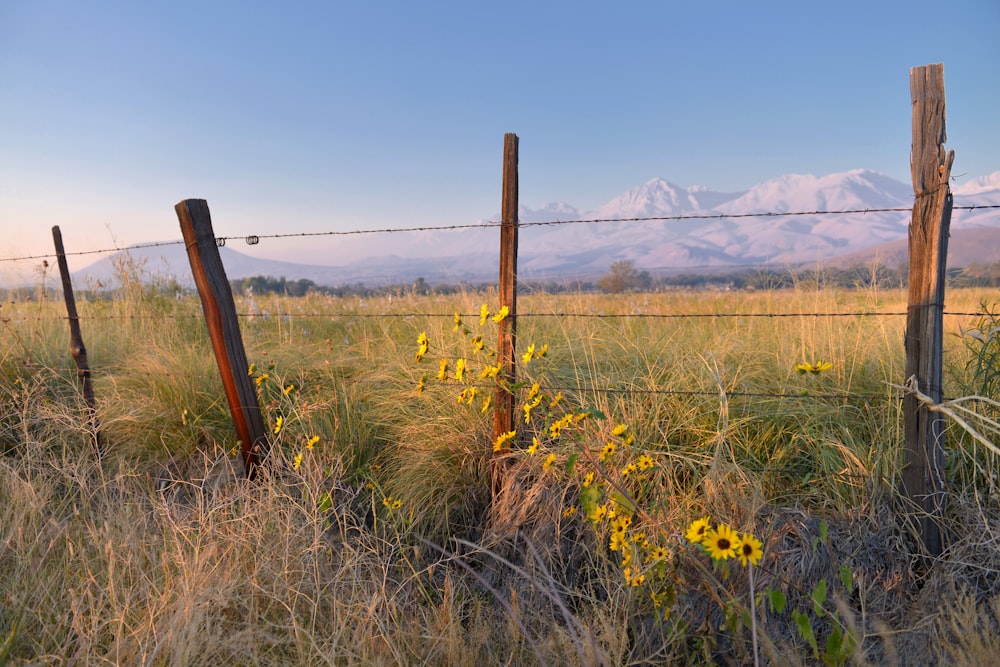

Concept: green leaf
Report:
left=578, top=485, right=602, bottom=517
left=812, top=579, right=828, bottom=615
left=317, top=492, right=333, bottom=514
left=792, top=609, right=819, bottom=659
left=766, top=587, right=787, bottom=614
left=578, top=407, right=607, bottom=420
left=823, top=626, right=844, bottom=666
left=839, top=564, right=854, bottom=594
left=819, top=520, right=829, bottom=544
left=564, top=453, right=578, bottom=476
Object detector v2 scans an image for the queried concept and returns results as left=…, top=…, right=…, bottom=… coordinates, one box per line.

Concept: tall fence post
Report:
left=52, top=225, right=102, bottom=453
left=903, top=63, right=954, bottom=557
left=176, top=199, right=269, bottom=478
left=493, top=133, right=519, bottom=493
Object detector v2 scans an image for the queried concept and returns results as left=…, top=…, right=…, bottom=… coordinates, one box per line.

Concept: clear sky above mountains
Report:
left=1, top=0, right=998, bottom=275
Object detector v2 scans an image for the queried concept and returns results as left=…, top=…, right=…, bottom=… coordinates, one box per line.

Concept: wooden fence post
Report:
left=493, top=133, right=519, bottom=491
left=52, top=225, right=102, bottom=452
left=903, top=63, right=954, bottom=557
left=175, top=199, right=269, bottom=478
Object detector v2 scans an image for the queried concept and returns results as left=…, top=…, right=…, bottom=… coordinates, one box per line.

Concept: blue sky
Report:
left=1, top=0, right=998, bottom=273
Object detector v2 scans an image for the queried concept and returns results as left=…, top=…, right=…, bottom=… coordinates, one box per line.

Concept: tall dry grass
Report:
left=2, top=267, right=1000, bottom=664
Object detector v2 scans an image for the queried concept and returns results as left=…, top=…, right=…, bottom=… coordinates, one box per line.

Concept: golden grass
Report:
left=1, top=277, right=999, bottom=664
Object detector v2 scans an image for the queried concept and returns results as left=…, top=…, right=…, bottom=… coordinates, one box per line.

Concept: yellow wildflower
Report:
left=454, top=358, right=466, bottom=382
left=735, top=532, right=764, bottom=567
left=494, top=430, right=517, bottom=452
left=293, top=452, right=303, bottom=471
left=582, top=471, right=595, bottom=488
left=562, top=505, right=577, bottom=518
left=453, top=312, right=462, bottom=333
left=479, top=304, right=490, bottom=326
left=600, top=442, right=616, bottom=462
left=621, top=462, right=638, bottom=477
left=636, top=454, right=655, bottom=471
left=471, top=334, right=484, bottom=352
left=526, top=437, right=540, bottom=455
left=796, top=360, right=833, bottom=374
left=437, top=359, right=448, bottom=381
left=549, top=391, right=563, bottom=408
left=685, top=517, right=711, bottom=544
left=273, top=415, right=284, bottom=435
left=247, top=363, right=256, bottom=376
left=284, top=384, right=295, bottom=396
left=306, top=435, right=320, bottom=450
left=521, top=343, right=536, bottom=363
left=612, top=423, right=628, bottom=437
left=255, top=373, right=269, bottom=387
left=417, top=375, right=426, bottom=395
left=416, top=332, right=429, bottom=362
left=492, top=305, right=509, bottom=322
left=480, top=394, right=492, bottom=413
left=702, top=524, right=739, bottom=561
left=542, top=453, right=557, bottom=471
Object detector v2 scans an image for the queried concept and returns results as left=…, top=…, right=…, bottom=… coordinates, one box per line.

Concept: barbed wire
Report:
left=2, top=202, right=997, bottom=264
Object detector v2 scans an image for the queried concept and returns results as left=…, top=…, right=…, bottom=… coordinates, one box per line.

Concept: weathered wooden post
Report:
left=176, top=199, right=269, bottom=477
left=493, top=133, right=519, bottom=492
left=903, top=63, right=954, bottom=557
left=52, top=226, right=102, bottom=452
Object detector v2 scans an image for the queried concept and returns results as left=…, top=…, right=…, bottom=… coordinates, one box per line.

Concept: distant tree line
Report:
left=219, top=261, right=1000, bottom=301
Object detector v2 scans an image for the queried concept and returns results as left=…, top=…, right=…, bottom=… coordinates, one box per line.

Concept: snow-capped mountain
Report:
left=74, top=170, right=1000, bottom=287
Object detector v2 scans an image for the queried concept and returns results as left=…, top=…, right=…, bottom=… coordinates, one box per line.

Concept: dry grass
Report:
left=2, top=273, right=1000, bottom=664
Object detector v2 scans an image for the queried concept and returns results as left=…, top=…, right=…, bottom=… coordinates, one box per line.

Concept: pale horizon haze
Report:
left=1, top=1, right=998, bottom=280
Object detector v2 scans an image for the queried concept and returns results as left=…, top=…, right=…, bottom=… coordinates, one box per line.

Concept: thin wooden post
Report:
left=493, top=133, right=519, bottom=489
left=176, top=199, right=269, bottom=477
left=52, top=226, right=102, bottom=452
left=903, top=63, right=954, bottom=557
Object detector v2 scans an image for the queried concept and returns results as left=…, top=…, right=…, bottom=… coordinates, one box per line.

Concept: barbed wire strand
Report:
left=2, top=202, right=997, bottom=264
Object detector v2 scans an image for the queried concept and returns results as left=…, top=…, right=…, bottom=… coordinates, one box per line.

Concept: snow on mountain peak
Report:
left=953, top=172, right=1000, bottom=196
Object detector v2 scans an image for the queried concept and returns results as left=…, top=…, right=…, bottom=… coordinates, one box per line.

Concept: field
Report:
left=2, top=266, right=1000, bottom=665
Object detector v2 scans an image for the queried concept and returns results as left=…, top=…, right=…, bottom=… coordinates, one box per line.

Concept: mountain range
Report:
left=74, top=169, right=1000, bottom=287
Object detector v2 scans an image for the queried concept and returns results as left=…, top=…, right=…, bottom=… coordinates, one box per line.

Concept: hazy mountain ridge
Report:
left=72, top=169, right=1000, bottom=287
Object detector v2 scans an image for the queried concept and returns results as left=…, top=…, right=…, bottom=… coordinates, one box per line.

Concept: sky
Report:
left=1, top=0, right=998, bottom=278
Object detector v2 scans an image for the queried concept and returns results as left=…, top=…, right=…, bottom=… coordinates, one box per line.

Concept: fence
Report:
left=3, top=64, right=998, bottom=556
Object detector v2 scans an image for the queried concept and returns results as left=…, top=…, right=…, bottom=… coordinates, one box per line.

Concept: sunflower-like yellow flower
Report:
left=492, top=305, right=509, bottom=322
left=562, top=505, right=577, bottom=518
left=621, top=462, right=638, bottom=477
left=255, top=373, right=269, bottom=387
left=453, top=312, right=462, bottom=333
left=454, top=358, right=466, bottom=382
left=494, top=430, right=517, bottom=452
left=471, top=335, right=484, bottom=352
left=735, top=532, right=764, bottom=567
left=284, top=384, right=295, bottom=396
left=582, top=471, right=595, bottom=488
left=599, top=442, right=616, bottom=462
left=636, top=454, right=655, bottom=470
left=702, top=524, right=739, bottom=561
left=589, top=503, right=609, bottom=523
left=416, top=375, right=426, bottom=395
left=437, top=359, right=448, bottom=381
left=526, top=437, right=540, bottom=455
left=612, top=423, right=628, bottom=437
left=549, top=391, right=563, bottom=408
left=479, top=304, right=490, bottom=326
left=623, top=567, right=645, bottom=587
left=247, top=363, right=256, bottom=376
left=480, top=394, right=492, bottom=413
left=415, top=332, right=429, bottom=362
left=796, top=360, right=833, bottom=374
left=306, top=435, right=320, bottom=450
left=382, top=496, right=402, bottom=510
left=480, top=363, right=501, bottom=379
left=542, top=453, right=557, bottom=471
left=293, top=451, right=303, bottom=471
left=521, top=343, right=536, bottom=363
left=273, top=415, right=284, bottom=435
left=685, top=517, right=711, bottom=544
